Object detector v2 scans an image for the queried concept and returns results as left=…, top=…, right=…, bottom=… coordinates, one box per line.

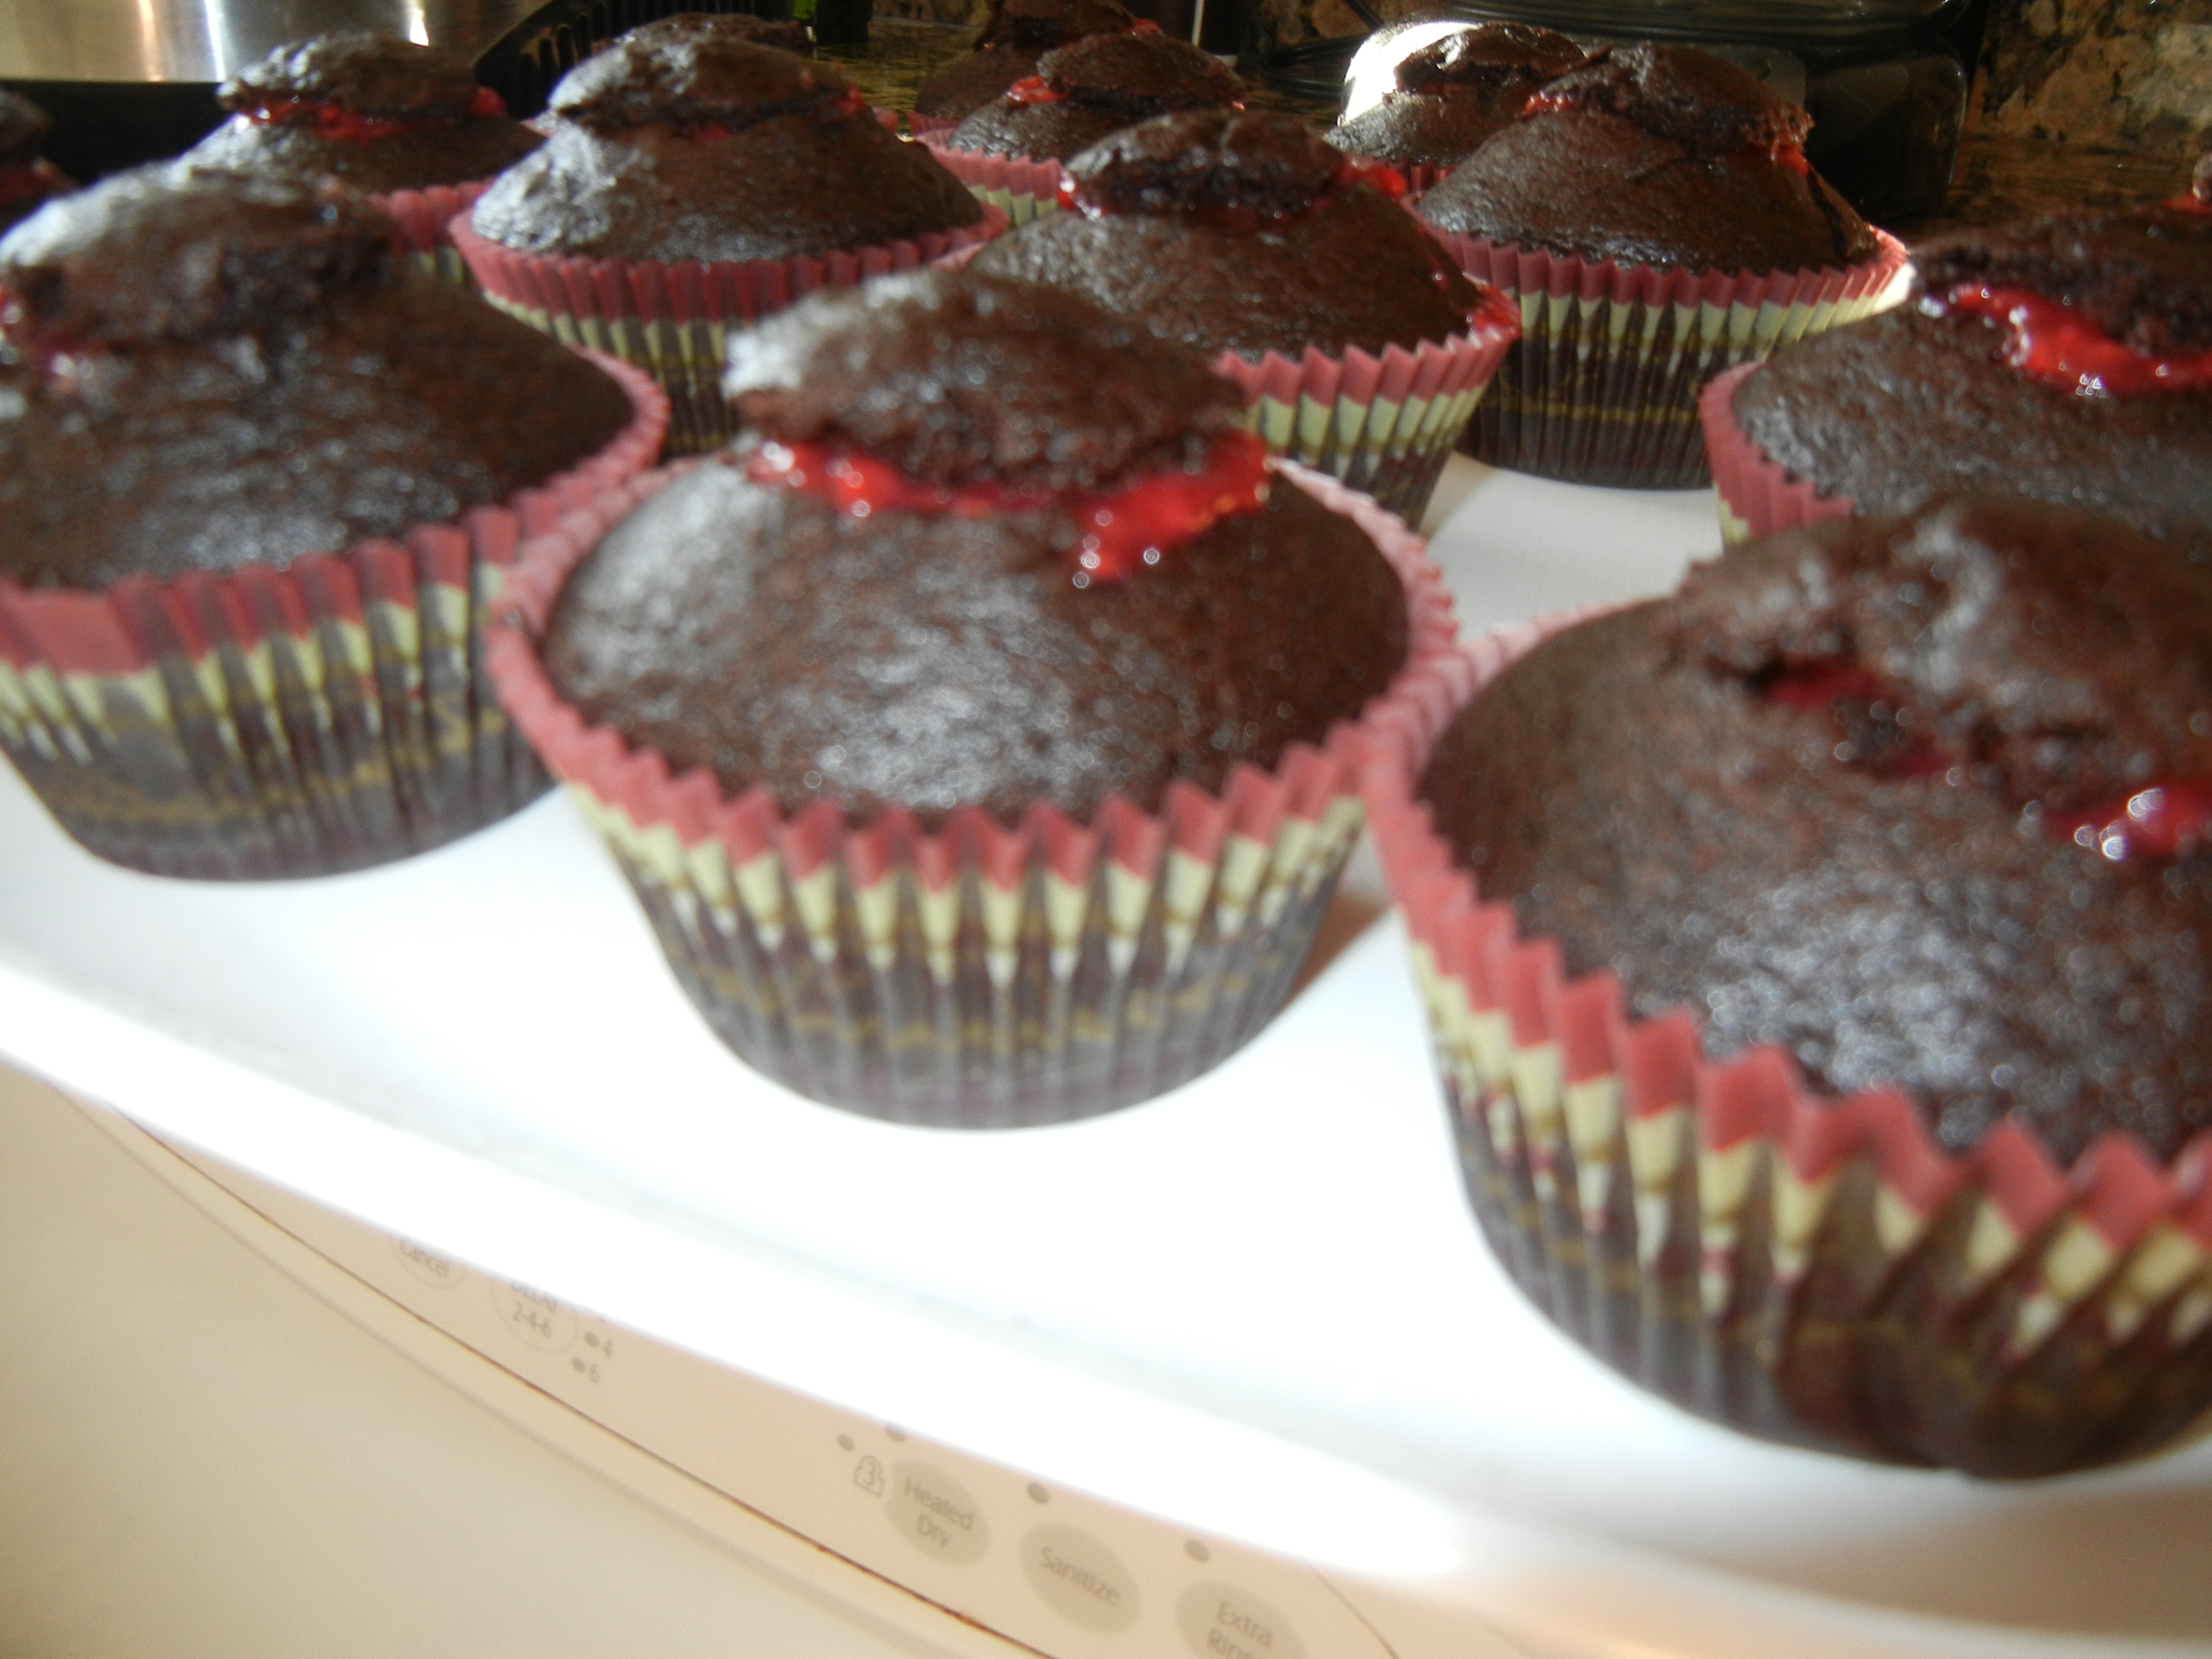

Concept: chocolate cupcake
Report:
left=456, top=18, right=997, bottom=453
left=1327, top=23, right=1587, bottom=191
left=1366, top=494, right=2212, bottom=1476
left=928, top=29, right=1241, bottom=225
left=0, top=92, right=72, bottom=235
left=1705, top=208, right=2212, bottom=561
left=488, top=269, right=1459, bottom=1125
left=1417, top=44, right=1905, bottom=487
left=910, top=0, right=1138, bottom=129
left=943, top=29, right=1240, bottom=164
left=0, top=165, right=665, bottom=878
left=971, top=107, right=1517, bottom=517
left=183, top=33, right=541, bottom=279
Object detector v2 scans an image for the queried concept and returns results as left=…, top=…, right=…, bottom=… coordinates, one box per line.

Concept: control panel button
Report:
left=1178, top=1584, right=1309, bottom=1659
left=393, top=1236, right=467, bottom=1289
left=1020, top=1524, right=1140, bottom=1633
left=489, top=1280, right=577, bottom=1352
left=885, top=1461, right=989, bottom=1566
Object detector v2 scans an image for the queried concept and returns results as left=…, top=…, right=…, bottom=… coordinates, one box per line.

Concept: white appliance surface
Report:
left=1, top=457, right=2206, bottom=1658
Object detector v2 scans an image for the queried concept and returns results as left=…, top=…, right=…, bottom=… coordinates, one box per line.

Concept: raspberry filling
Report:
left=1763, top=663, right=2212, bottom=859
left=746, top=428, right=1272, bottom=583
left=242, top=84, right=507, bottom=139
left=1929, top=283, right=2212, bottom=396
left=1761, top=661, right=1948, bottom=778
left=2044, top=782, right=2212, bottom=861
left=1005, top=75, right=1068, bottom=106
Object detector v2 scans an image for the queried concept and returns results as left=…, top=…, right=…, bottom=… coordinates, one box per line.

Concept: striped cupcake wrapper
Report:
left=451, top=207, right=1009, bottom=458
left=487, top=462, right=1463, bottom=1126
left=919, top=137, right=1068, bottom=226
left=1213, top=298, right=1517, bottom=523
left=374, top=180, right=494, bottom=288
left=0, top=356, right=667, bottom=881
left=1421, top=227, right=1909, bottom=490
left=1363, top=615, right=2212, bottom=1477
left=1699, top=361, right=1858, bottom=544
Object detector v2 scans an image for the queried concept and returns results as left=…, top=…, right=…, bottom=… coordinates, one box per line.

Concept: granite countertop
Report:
left=832, top=17, right=2200, bottom=243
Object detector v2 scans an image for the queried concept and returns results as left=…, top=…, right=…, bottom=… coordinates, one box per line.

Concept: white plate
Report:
left=1, top=457, right=2203, bottom=1658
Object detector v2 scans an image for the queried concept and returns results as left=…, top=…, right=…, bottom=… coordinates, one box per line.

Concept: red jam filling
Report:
left=1764, top=662, right=2212, bottom=860
left=746, top=429, right=1272, bottom=583
left=2044, top=781, right=2212, bottom=861
left=1005, top=75, right=1068, bottom=106
left=1769, top=137, right=1809, bottom=176
left=1931, top=283, right=2212, bottom=396
left=243, top=84, right=507, bottom=139
left=1762, top=662, right=1949, bottom=778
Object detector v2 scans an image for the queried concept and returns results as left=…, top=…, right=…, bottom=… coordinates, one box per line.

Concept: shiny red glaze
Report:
left=1005, top=75, right=1067, bottom=106
left=2045, top=781, right=2212, bottom=861
left=2166, top=192, right=2212, bottom=217
left=1934, top=283, right=2212, bottom=396
left=745, top=429, right=1272, bottom=582
left=1770, top=138, right=1809, bottom=176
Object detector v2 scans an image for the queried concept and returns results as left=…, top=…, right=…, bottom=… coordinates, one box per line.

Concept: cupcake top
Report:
left=0, top=90, right=71, bottom=234
left=912, top=0, right=1138, bottom=121
left=946, top=30, right=1243, bottom=160
left=970, top=107, right=1494, bottom=361
left=1423, top=494, right=2212, bottom=1164
left=1418, top=43, right=1878, bottom=274
left=184, top=32, right=542, bottom=193
left=538, top=269, right=1407, bottom=824
left=1729, top=207, right=2212, bottom=561
left=0, top=165, right=633, bottom=588
left=1327, top=23, right=1586, bottom=170
left=470, top=19, right=982, bottom=263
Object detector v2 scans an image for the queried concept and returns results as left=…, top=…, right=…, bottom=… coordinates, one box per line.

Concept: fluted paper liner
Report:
left=1699, top=359, right=1860, bottom=544
left=487, top=462, right=1462, bottom=1126
left=905, top=112, right=962, bottom=140
left=1421, top=225, right=1908, bottom=489
left=451, top=206, right=1009, bottom=457
left=0, top=355, right=668, bottom=880
left=920, top=136, right=1068, bottom=226
left=1213, top=309, right=1516, bottom=522
left=1363, top=614, right=2212, bottom=1476
left=373, top=179, right=492, bottom=286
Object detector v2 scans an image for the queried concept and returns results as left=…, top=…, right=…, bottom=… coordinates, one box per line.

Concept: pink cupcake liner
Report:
left=486, top=462, right=1465, bottom=1126
left=1212, top=296, right=1518, bottom=521
left=0, top=355, right=668, bottom=880
left=918, top=135, right=1070, bottom=226
left=450, top=206, right=1009, bottom=456
left=1362, top=614, right=2212, bottom=1475
left=1699, top=359, right=1859, bottom=542
left=371, top=179, right=493, bottom=286
left=1421, top=225, right=1909, bottom=489
left=905, top=111, right=963, bottom=140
